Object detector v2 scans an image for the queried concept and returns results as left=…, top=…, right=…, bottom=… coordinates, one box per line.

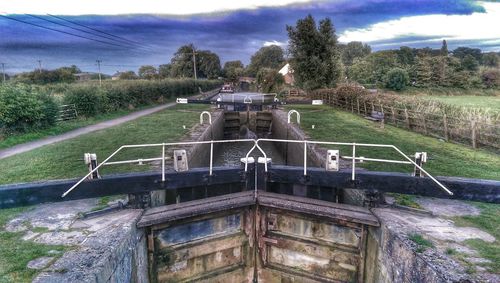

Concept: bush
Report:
left=481, top=68, right=500, bottom=88
left=385, top=68, right=409, bottom=91
left=64, top=86, right=108, bottom=116
left=0, top=84, right=58, bottom=134
left=63, top=79, right=221, bottom=117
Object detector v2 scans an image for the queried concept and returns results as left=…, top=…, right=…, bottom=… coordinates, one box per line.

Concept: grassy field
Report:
left=423, top=95, right=500, bottom=111
left=0, top=104, right=209, bottom=185
left=386, top=87, right=500, bottom=111
left=286, top=105, right=500, bottom=180
left=0, top=206, right=67, bottom=282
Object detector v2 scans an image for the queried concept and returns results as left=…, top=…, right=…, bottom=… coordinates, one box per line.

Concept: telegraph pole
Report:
left=96, top=60, right=102, bottom=86
left=192, top=48, right=197, bottom=80
left=37, top=60, right=42, bottom=73
left=1, top=63, right=5, bottom=84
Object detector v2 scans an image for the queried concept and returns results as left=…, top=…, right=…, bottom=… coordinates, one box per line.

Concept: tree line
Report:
left=3, top=14, right=499, bottom=91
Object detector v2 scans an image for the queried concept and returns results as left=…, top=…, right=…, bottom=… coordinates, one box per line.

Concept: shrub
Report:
left=481, top=68, right=500, bottom=88
left=64, top=86, right=108, bottom=116
left=0, top=84, right=57, bottom=134
left=63, top=79, right=221, bottom=117
left=385, top=68, right=409, bottom=91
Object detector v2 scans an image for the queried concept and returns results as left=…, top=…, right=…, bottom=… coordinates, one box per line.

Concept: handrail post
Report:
left=303, top=140, right=307, bottom=176
left=352, top=143, right=356, bottom=181
left=209, top=142, right=214, bottom=176
left=162, top=143, right=165, bottom=182
left=200, top=111, right=212, bottom=125
left=287, top=110, right=300, bottom=124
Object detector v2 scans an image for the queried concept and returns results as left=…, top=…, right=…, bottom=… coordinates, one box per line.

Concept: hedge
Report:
left=0, top=84, right=58, bottom=135
left=64, top=79, right=221, bottom=116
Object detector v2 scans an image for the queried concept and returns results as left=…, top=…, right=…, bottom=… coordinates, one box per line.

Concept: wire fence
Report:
left=310, top=92, right=500, bottom=151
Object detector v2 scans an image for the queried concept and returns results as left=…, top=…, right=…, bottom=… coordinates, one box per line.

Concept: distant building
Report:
left=74, top=72, right=95, bottom=81
left=111, top=72, right=122, bottom=80
left=278, top=63, right=294, bottom=85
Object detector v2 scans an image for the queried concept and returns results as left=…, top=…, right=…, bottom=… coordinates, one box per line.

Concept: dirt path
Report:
left=0, top=102, right=179, bottom=160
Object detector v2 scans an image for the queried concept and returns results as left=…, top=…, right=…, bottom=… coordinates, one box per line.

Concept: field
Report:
left=0, top=104, right=209, bottom=185
left=423, top=95, right=500, bottom=110
left=286, top=105, right=500, bottom=180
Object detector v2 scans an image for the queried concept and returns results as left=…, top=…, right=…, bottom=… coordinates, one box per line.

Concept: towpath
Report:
left=0, top=102, right=178, bottom=160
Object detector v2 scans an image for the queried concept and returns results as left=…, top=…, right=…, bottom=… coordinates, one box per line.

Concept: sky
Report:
left=1, top=0, right=499, bottom=74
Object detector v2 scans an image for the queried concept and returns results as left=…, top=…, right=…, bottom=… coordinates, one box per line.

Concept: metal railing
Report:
left=63, top=138, right=452, bottom=198
left=62, top=139, right=256, bottom=198
left=247, top=139, right=453, bottom=195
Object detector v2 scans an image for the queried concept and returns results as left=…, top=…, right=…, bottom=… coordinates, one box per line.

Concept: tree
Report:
left=170, top=44, right=221, bottom=79
left=223, top=60, right=245, bottom=82
left=196, top=50, right=221, bottom=79
left=396, top=46, right=415, bottom=66
left=287, top=15, right=341, bottom=90
left=461, top=54, right=479, bottom=71
left=341, top=41, right=371, bottom=66
left=158, top=64, right=172, bottom=78
left=385, top=68, right=409, bottom=90
left=440, top=40, right=448, bottom=56
left=118, top=71, right=138, bottom=80
left=138, top=65, right=158, bottom=79
left=256, top=68, right=285, bottom=93
left=415, top=56, right=433, bottom=87
left=482, top=52, right=499, bottom=67
left=481, top=68, right=499, bottom=88
left=453, top=47, right=482, bottom=61
left=246, top=45, right=285, bottom=77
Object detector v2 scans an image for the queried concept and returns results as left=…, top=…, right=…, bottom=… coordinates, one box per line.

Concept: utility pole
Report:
left=37, top=60, right=42, bottom=73
left=1, top=63, right=5, bottom=84
left=96, top=60, right=102, bottom=86
left=192, top=47, right=197, bottom=80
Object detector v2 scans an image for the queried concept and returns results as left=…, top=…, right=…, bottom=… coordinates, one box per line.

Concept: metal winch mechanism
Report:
left=84, top=153, right=100, bottom=180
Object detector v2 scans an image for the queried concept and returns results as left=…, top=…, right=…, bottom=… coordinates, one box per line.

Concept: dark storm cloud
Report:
left=0, top=0, right=492, bottom=74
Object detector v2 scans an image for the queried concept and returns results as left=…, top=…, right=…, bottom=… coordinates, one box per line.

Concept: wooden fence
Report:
left=310, top=92, right=500, bottom=151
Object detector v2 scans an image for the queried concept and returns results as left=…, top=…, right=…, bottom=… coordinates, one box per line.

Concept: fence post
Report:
left=443, top=114, right=449, bottom=141
left=356, top=98, right=360, bottom=114
left=391, top=107, right=396, bottom=125
left=371, top=102, right=375, bottom=112
left=404, top=108, right=410, bottom=129
left=422, top=114, right=428, bottom=135
left=471, top=120, right=477, bottom=149
left=351, top=98, right=354, bottom=113
left=363, top=101, right=367, bottom=114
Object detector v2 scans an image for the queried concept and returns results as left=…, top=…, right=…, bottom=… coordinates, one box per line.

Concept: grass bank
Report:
left=0, top=104, right=209, bottom=185
left=287, top=105, right=500, bottom=180
left=453, top=202, right=500, bottom=273
left=0, top=105, right=155, bottom=150
left=0, top=207, right=67, bottom=282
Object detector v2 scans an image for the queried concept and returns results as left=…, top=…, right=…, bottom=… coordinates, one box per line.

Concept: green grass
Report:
left=0, top=207, right=67, bottom=282
left=394, top=87, right=500, bottom=97
left=0, top=104, right=209, bottom=185
left=0, top=103, right=168, bottom=150
left=424, top=95, right=500, bottom=111
left=408, top=233, right=434, bottom=253
left=452, top=202, right=500, bottom=273
left=391, top=194, right=422, bottom=209
left=287, top=105, right=500, bottom=180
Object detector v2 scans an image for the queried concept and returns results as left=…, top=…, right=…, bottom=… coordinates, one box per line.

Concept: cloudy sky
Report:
left=1, top=0, right=499, bottom=74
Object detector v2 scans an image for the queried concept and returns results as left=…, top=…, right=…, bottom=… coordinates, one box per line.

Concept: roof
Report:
left=278, top=63, right=293, bottom=75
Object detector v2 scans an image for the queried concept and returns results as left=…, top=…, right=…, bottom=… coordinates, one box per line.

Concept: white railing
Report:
left=247, top=139, right=453, bottom=195
left=63, top=138, right=453, bottom=198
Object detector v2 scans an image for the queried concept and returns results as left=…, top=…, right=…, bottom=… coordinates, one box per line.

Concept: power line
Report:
left=27, top=14, right=139, bottom=50
left=47, top=14, right=144, bottom=46
left=0, top=15, right=129, bottom=49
